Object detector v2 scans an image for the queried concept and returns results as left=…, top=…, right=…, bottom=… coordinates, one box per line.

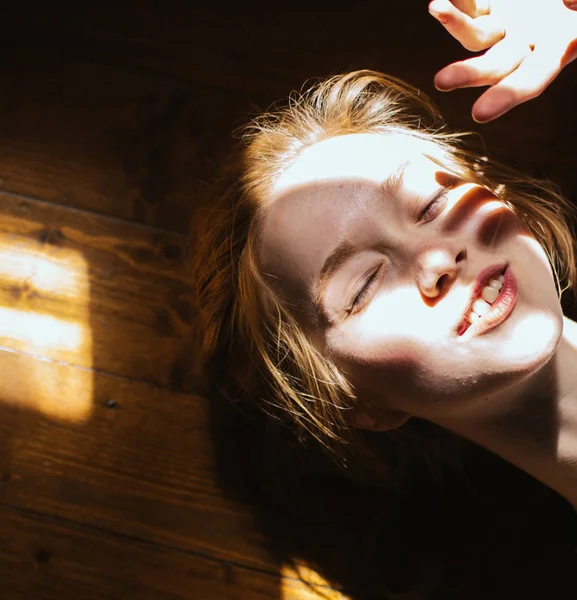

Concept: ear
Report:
left=351, top=407, right=411, bottom=431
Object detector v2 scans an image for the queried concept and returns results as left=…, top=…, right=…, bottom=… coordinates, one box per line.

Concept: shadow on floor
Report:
left=208, top=381, right=577, bottom=600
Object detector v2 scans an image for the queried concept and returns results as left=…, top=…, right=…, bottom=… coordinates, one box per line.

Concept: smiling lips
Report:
left=457, top=264, right=518, bottom=337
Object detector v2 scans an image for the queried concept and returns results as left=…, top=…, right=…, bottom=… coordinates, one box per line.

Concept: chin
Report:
left=503, top=306, right=563, bottom=374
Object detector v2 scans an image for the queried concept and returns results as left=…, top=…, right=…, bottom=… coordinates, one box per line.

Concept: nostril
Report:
left=437, top=273, right=449, bottom=292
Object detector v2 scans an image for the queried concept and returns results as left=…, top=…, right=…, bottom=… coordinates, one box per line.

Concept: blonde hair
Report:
left=193, top=70, right=577, bottom=489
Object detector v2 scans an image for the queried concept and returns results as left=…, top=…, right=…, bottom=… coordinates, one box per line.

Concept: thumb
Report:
left=564, top=0, right=577, bottom=10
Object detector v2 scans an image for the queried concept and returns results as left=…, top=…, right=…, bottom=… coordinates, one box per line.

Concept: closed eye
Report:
left=347, top=267, right=381, bottom=314
left=419, top=187, right=450, bottom=223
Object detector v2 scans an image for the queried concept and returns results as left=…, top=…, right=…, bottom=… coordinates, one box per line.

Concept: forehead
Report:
left=274, top=132, right=429, bottom=193
left=258, top=132, right=440, bottom=306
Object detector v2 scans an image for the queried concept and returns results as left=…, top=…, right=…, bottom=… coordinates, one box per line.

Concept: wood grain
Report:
left=0, top=190, right=197, bottom=392
left=0, top=2, right=575, bottom=597
left=0, top=347, right=352, bottom=597
left=0, top=505, right=346, bottom=600
left=0, top=135, right=347, bottom=597
left=0, top=347, right=268, bottom=569
left=0, top=48, right=253, bottom=233
left=0, top=8, right=575, bottom=234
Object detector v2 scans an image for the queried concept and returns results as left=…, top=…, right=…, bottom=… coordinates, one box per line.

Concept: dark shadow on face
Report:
left=260, top=167, right=561, bottom=424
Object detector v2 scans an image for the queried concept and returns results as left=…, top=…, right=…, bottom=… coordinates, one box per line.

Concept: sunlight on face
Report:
left=274, top=131, right=445, bottom=196
left=261, top=132, right=563, bottom=421
left=0, top=247, right=93, bottom=422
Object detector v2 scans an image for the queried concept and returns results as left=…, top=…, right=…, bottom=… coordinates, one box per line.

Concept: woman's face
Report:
left=258, top=133, right=564, bottom=424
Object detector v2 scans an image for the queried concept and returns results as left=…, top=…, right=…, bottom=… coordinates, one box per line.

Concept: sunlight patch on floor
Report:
left=0, top=244, right=93, bottom=421
left=0, top=308, right=84, bottom=349
left=281, top=564, right=349, bottom=600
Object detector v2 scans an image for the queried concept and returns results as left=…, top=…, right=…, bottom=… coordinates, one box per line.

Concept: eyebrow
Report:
left=311, top=162, right=408, bottom=319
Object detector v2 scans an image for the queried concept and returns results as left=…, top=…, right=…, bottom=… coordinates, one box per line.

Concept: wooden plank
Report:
left=0, top=11, right=575, bottom=231
left=2, top=1, right=577, bottom=172
left=0, top=5, right=573, bottom=598
left=0, top=349, right=349, bottom=598
left=0, top=47, right=254, bottom=232
left=0, top=186, right=350, bottom=597
left=0, top=190, right=197, bottom=392
left=0, top=348, right=262, bottom=568
left=1, top=352, right=575, bottom=598
left=0, top=505, right=346, bottom=600
left=0, top=2, right=485, bottom=96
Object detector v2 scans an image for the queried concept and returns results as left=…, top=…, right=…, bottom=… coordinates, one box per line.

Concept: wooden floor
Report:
left=0, top=1, right=576, bottom=599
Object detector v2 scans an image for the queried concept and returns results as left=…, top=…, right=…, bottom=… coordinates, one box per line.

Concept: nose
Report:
left=417, top=247, right=467, bottom=298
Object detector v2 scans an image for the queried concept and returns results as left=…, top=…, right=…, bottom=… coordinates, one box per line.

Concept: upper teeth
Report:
left=467, top=274, right=504, bottom=324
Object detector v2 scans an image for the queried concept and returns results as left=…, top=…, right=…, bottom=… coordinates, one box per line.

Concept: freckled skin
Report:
left=260, top=133, right=562, bottom=422
left=259, top=132, right=577, bottom=507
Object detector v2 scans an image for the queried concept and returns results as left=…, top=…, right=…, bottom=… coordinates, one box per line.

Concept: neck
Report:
left=438, top=315, right=577, bottom=510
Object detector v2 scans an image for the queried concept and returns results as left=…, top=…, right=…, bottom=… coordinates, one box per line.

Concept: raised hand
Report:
left=429, top=0, right=577, bottom=122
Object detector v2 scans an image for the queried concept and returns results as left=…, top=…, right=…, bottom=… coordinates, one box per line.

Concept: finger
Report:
left=562, top=39, right=577, bottom=68
left=564, top=0, right=577, bottom=10
left=429, top=0, right=504, bottom=52
left=450, top=0, right=478, bottom=17
left=434, top=39, right=531, bottom=90
left=452, top=0, right=491, bottom=17
left=471, top=48, right=564, bottom=122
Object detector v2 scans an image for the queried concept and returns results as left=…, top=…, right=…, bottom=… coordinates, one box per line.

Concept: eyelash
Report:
left=419, top=187, right=450, bottom=222
left=349, top=268, right=380, bottom=313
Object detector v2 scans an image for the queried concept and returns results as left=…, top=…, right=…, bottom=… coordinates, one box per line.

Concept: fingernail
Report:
left=472, top=110, right=493, bottom=124
left=472, top=105, right=493, bottom=123
left=434, top=73, right=454, bottom=91
left=564, top=0, right=577, bottom=10
left=434, top=81, right=454, bottom=92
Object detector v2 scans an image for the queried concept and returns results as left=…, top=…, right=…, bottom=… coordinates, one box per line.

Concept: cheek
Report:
left=329, top=328, right=484, bottom=416
left=325, top=292, right=471, bottom=405
left=327, top=315, right=437, bottom=403
left=338, top=285, right=461, bottom=358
